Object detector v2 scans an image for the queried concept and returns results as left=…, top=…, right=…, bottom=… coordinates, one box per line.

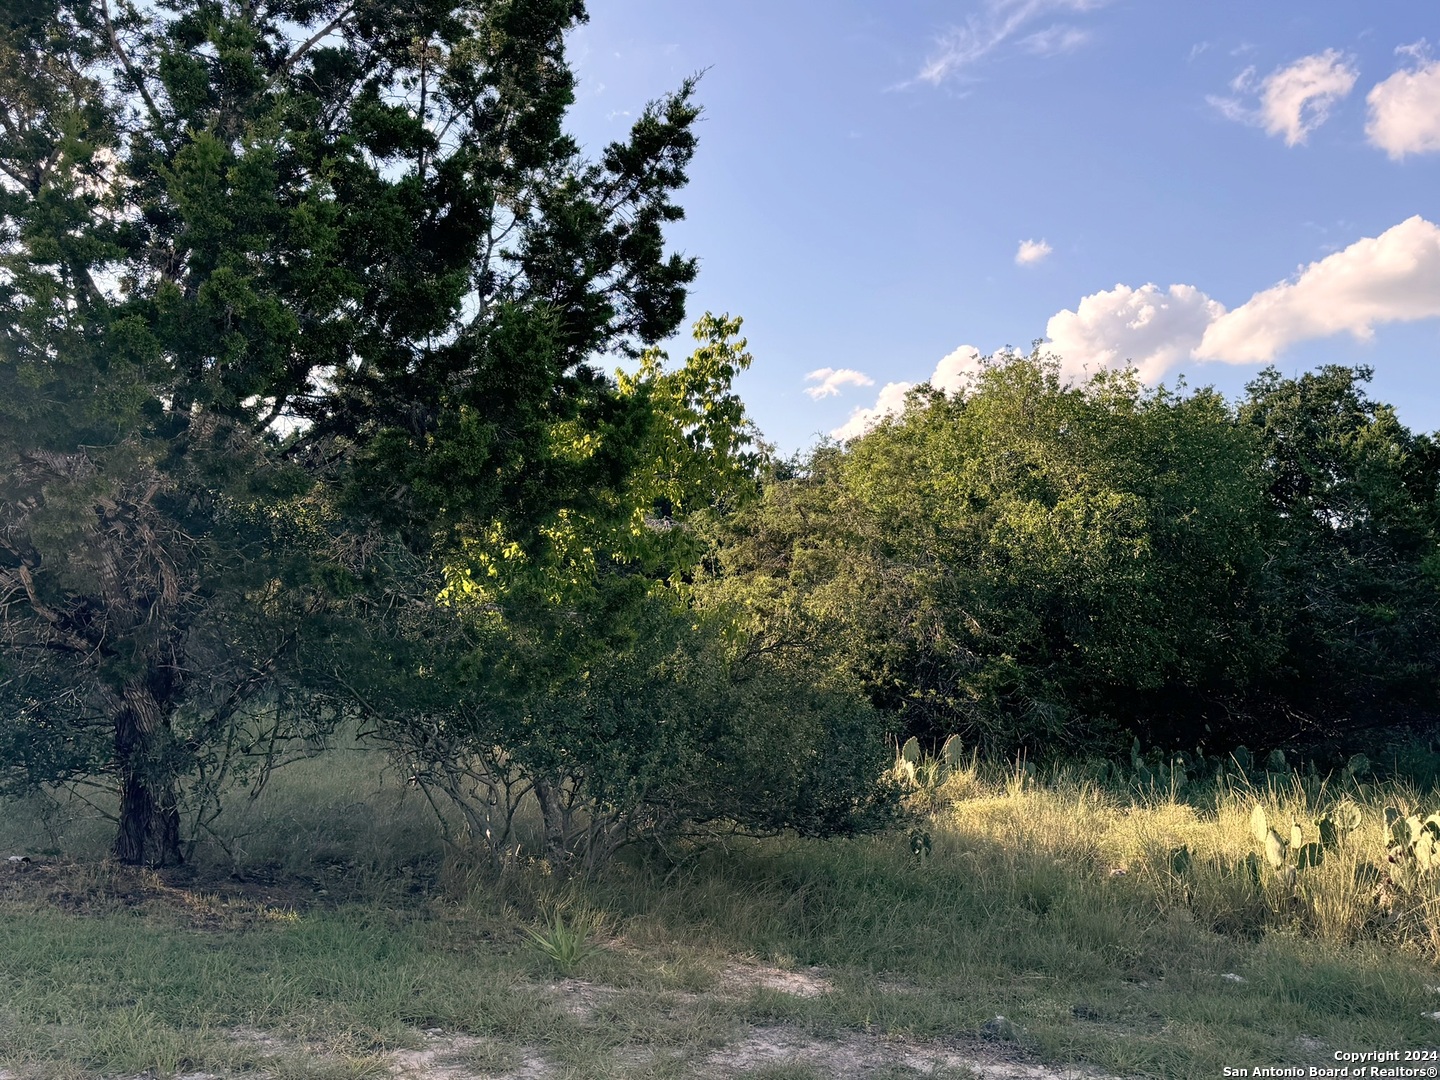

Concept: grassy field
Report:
left=3, top=743, right=1440, bottom=1079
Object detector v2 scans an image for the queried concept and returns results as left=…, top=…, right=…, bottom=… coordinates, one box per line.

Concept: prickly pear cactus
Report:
left=1383, top=805, right=1440, bottom=878
left=1248, top=804, right=1329, bottom=881
left=1264, top=828, right=1288, bottom=870
left=1250, top=804, right=1269, bottom=845
left=901, top=737, right=921, bottom=765
left=941, top=734, right=963, bottom=766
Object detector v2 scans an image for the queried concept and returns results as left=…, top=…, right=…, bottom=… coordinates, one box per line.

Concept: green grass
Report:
left=3, top=742, right=1440, bottom=1078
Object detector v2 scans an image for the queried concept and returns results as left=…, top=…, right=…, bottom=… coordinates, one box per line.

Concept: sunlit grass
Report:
left=3, top=740, right=1440, bottom=1078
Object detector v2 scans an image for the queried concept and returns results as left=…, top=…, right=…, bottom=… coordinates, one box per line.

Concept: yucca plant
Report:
left=524, top=909, right=603, bottom=973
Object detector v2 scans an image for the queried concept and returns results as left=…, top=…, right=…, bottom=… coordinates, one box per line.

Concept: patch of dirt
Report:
left=390, top=1034, right=545, bottom=1080
left=226, top=1026, right=289, bottom=1053
left=705, top=1026, right=1117, bottom=1078
left=376, top=1024, right=1117, bottom=1080
left=552, top=975, right=621, bottom=1016
left=718, top=961, right=834, bottom=999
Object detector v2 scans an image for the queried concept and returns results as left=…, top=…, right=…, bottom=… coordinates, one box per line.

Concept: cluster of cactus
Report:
left=1247, top=801, right=1363, bottom=885
left=894, top=733, right=964, bottom=790
left=895, top=735, right=965, bottom=849
left=1382, top=806, right=1440, bottom=877
left=1123, top=742, right=1298, bottom=794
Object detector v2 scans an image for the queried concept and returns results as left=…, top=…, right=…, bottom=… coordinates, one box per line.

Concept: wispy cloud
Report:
left=804, top=367, right=875, bottom=400
left=1020, top=24, right=1090, bottom=57
left=1016, top=238, right=1053, bottom=265
left=1209, top=50, right=1358, bottom=146
left=916, top=0, right=1109, bottom=86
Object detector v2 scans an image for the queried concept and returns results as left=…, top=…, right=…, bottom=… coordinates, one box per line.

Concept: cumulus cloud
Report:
left=1015, top=238, right=1053, bottom=265
left=832, top=381, right=916, bottom=440
left=831, top=345, right=985, bottom=440
left=804, top=367, right=875, bottom=400
left=1043, top=283, right=1226, bottom=381
left=1196, top=215, right=1440, bottom=363
left=1366, top=47, right=1440, bottom=159
left=917, top=0, right=1108, bottom=85
left=833, top=216, right=1440, bottom=441
left=931, top=345, right=986, bottom=394
left=1209, top=50, right=1358, bottom=145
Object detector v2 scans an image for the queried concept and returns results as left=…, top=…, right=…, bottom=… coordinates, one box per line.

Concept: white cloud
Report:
left=834, top=217, right=1440, bottom=440
left=1366, top=49, right=1440, bottom=159
left=832, top=381, right=915, bottom=440
left=1261, top=50, right=1358, bottom=144
left=1196, top=215, right=1440, bottom=363
left=1043, top=283, right=1225, bottom=382
left=831, top=345, right=985, bottom=440
left=931, top=345, right=986, bottom=394
left=804, top=367, right=875, bottom=400
left=1209, top=50, right=1358, bottom=145
left=1020, top=24, right=1090, bottom=57
left=1015, top=238, right=1053, bottom=265
left=917, top=0, right=1108, bottom=85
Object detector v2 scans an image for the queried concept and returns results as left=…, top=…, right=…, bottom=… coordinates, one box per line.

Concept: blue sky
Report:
left=564, top=1, right=1440, bottom=454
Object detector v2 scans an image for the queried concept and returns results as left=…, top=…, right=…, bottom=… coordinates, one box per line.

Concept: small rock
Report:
left=1423, top=1011, right=1440, bottom=1021
left=980, top=1015, right=1022, bottom=1041
left=1220, top=973, right=1246, bottom=983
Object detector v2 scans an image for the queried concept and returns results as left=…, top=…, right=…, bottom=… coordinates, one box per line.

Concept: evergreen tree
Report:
left=0, top=0, right=702, bottom=863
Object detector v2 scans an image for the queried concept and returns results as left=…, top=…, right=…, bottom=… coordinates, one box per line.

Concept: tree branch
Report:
left=271, top=5, right=355, bottom=84
left=99, top=0, right=169, bottom=141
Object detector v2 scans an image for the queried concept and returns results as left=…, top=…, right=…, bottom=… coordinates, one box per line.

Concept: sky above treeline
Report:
left=562, top=1, right=1440, bottom=454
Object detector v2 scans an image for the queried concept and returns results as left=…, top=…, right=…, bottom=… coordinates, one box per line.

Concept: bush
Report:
left=366, top=589, right=896, bottom=877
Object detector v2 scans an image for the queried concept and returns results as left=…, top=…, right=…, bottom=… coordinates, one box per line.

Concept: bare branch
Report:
left=99, top=0, right=169, bottom=141
left=271, top=5, right=355, bottom=84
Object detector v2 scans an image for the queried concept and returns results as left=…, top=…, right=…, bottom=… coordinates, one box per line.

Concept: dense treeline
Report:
left=706, top=358, right=1440, bottom=758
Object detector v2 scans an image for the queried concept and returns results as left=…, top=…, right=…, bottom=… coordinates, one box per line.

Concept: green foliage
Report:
left=705, top=352, right=1440, bottom=758
left=338, top=316, right=894, bottom=878
left=0, top=0, right=710, bottom=864
left=708, top=353, right=1278, bottom=753
left=1239, top=366, right=1440, bottom=738
left=524, top=909, right=603, bottom=973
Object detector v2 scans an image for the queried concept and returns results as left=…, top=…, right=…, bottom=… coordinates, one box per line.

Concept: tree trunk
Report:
left=532, top=777, right=570, bottom=870
left=110, top=681, right=184, bottom=866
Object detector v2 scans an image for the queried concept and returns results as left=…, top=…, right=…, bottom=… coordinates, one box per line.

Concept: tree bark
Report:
left=110, top=680, right=184, bottom=866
